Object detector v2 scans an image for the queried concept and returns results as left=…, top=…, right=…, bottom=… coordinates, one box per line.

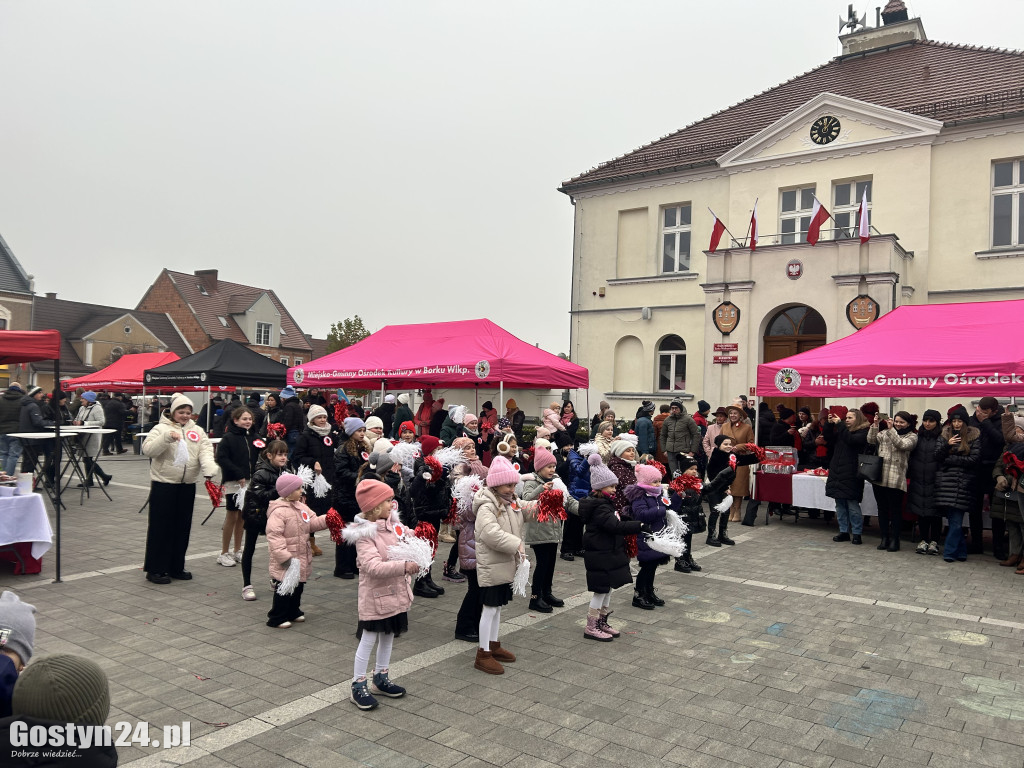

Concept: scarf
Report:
left=637, top=483, right=661, bottom=496
left=561, top=412, right=573, bottom=427
left=309, top=421, right=331, bottom=437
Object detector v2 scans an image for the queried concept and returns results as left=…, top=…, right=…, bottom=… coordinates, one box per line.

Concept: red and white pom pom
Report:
left=537, top=489, right=567, bottom=523
left=235, top=484, right=247, bottom=511
left=414, top=521, right=438, bottom=557
left=333, top=401, right=348, bottom=425
left=267, top=422, right=286, bottom=440
left=434, top=446, right=463, bottom=467
left=664, top=507, right=689, bottom=539
left=576, top=441, right=598, bottom=457
left=729, top=453, right=738, bottom=470
left=423, top=455, right=443, bottom=483
left=646, top=460, right=667, bottom=479
left=326, top=508, right=345, bottom=545
left=624, top=534, right=638, bottom=560
left=669, top=474, right=703, bottom=494
left=644, top=529, right=684, bottom=558
left=205, top=479, right=223, bottom=509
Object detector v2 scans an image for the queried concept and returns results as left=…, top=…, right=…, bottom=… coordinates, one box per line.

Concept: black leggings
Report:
left=241, top=526, right=262, bottom=587
left=455, top=569, right=481, bottom=636
left=530, top=543, right=557, bottom=597
left=918, top=517, right=943, bottom=543
left=446, top=541, right=458, bottom=569
left=635, top=561, right=659, bottom=594
left=874, top=485, right=905, bottom=541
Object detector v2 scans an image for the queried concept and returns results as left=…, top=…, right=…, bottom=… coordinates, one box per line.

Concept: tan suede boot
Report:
left=474, top=648, right=504, bottom=675
left=489, top=641, right=515, bottom=663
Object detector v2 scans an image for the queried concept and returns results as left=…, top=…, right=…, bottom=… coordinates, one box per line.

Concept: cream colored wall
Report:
left=240, top=294, right=282, bottom=346
left=571, top=117, right=1024, bottom=413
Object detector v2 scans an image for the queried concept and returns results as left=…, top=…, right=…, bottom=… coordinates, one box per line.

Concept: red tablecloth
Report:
left=0, top=542, right=42, bottom=575
left=754, top=471, right=792, bottom=505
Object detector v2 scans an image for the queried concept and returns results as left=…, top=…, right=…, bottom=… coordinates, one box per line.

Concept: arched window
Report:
left=765, top=306, right=826, bottom=337
left=657, top=335, right=686, bottom=391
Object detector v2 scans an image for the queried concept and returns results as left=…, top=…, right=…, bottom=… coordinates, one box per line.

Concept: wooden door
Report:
left=762, top=336, right=824, bottom=417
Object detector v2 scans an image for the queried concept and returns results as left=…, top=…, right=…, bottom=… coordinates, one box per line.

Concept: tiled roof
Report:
left=561, top=40, right=1024, bottom=191
left=0, top=231, right=34, bottom=294
left=306, top=336, right=329, bottom=362
left=164, top=271, right=312, bottom=352
left=30, top=295, right=192, bottom=375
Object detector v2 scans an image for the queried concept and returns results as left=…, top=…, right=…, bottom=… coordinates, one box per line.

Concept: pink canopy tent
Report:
left=288, top=319, right=589, bottom=390
left=757, top=299, right=1024, bottom=398
left=63, top=351, right=180, bottom=391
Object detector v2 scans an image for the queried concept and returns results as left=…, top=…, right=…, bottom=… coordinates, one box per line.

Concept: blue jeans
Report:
left=943, top=509, right=967, bottom=561
left=0, top=435, right=22, bottom=475
left=834, top=498, right=863, bottom=535
left=286, top=430, right=299, bottom=460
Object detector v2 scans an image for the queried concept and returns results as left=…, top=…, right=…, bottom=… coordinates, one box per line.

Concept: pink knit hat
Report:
left=635, top=464, right=663, bottom=486
left=535, top=427, right=552, bottom=440
left=355, top=479, right=393, bottom=514
left=532, top=447, right=556, bottom=472
left=276, top=473, right=304, bottom=498
left=486, top=456, right=520, bottom=487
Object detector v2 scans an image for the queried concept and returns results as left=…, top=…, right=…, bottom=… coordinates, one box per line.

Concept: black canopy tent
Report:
left=143, top=339, right=289, bottom=429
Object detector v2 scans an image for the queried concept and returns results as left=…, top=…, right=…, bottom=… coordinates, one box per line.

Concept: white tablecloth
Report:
left=0, top=493, right=53, bottom=558
left=791, top=473, right=879, bottom=517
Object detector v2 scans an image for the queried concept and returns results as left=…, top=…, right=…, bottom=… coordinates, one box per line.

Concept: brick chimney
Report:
left=45, top=292, right=57, bottom=300
left=194, top=269, right=219, bottom=293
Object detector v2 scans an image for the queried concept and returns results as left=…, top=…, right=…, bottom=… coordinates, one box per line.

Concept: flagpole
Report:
left=741, top=198, right=758, bottom=249
left=707, top=207, right=741, bottom=248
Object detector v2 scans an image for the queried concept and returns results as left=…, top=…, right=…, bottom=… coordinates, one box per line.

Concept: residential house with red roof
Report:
left=136, top=268, right=313, bottom=367
left=560, top=2, right=1024, bottom=417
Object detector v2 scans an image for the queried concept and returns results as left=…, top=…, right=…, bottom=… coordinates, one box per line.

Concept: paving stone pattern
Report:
left=3, top=455, right=1024, bottom=767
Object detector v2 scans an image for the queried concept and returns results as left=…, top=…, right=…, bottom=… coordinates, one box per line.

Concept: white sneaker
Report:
left=217, top=553, right=236, bottom=567
left=272, top=621, right=292, bottom=628
left=233, top=550, right=242, bottom=563
left=916, top=540, right=928, bottom=555
left=242, top=585, right=256, bottom=601
left=293, top=615, right=305, bottom=623
left=927, top=541, right=940, bottom=556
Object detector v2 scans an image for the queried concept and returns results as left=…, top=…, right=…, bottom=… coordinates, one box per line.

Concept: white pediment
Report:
left=717, top=92, right=943, bottom=168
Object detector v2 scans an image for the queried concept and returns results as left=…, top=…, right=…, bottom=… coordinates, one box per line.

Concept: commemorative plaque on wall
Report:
left=846, top=295, right=879, bottom=329
left=713, top=301, right=740, bottom=334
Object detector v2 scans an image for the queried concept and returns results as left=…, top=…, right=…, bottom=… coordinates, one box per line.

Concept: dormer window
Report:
left=218, top=316, right=228, bottom=327
left=255, top=322, right=272, bottom=346
left=198, top=284, right=209, bottom=296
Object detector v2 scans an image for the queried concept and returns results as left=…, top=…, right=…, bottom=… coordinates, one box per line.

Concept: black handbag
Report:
left=687, top=509, right=708, bottom=534
left=856, top=453, right=883, bottom=483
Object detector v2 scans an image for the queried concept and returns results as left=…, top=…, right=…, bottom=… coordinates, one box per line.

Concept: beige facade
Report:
left=563, top=20, right=1024, bottom=418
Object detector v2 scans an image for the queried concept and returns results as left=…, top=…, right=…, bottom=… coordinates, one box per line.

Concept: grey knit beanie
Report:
left=13, top=654, right=110, bottom=726
left=369, top=451, right=395, bottom=475
left=0, top=591, right=36, bottom=665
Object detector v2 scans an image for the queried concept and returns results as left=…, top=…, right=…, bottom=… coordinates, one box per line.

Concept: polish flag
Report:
left=709, top=210, right=727, bottom=253
left=806, top=197, right=832, bottom=246
left=749, top=201, right=758, bottom=251
left=857, top=188, right=870, bottom=243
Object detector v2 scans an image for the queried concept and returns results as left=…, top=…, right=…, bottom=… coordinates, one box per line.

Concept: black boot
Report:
left=718, top=517, right=735, bottom=546
left=877, top=538, right=890, bottom=551
left=685, top=553, right=702, bottom=572
left=412, top=577, right=439, bottom=598
left=647, top=588, right=665, bottom=607
left=631, top=590, right=655, bottom=610
left=528, top=596, right=553, bottom=613
left=706, top=512, right=721, bottom=547
left=543, top=592, right=564, bottom=608
left=423, top=568, right=445, bottom=595
left=674, top=557, right=691, bottom=573
left=887, top=538, right=900, bottom=552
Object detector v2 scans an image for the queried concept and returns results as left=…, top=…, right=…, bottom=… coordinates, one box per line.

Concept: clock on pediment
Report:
left=809, top=115, right=841, bottom=145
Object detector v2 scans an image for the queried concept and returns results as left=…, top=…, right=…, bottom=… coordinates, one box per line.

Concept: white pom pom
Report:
left=235, top=485, right=247, bottom=511
left=644, top=529, right=684, bottom=558
left=551, top=476, right=571, bottom=503
left=714, top=495, right=734, bottom=514
left=312, top=473, right=332, bottom=499
left=452, top=474, right=481, bottom=514
left=389, top=442, right=420, bottom=482
left=452, top=405, right=466, bottom=425
left=434, top=447, right=463, bottom=467
left=296, top=465, right=315, bottom=488
left=577, top=442, right=598, bottom=457
left=276, top=558, right=301, bottom=595
left=664, top=508, right=688, bottom=539
left=172, top=437, right=189, bottom=468
left=386, top=535, right=434, bottom=579
left=512, top=555, right=531, bottom=598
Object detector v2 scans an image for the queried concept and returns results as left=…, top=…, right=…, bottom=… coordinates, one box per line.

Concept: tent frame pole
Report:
left=53, top=358, right=62, bottom=583
left=499, top=382, right=503, bottom=416
left=206, top=386, right=211, bottom=432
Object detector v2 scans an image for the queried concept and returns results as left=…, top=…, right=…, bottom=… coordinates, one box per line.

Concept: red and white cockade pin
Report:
left=361, top=451, right=369, bottom=460
left=253, top=439, right=266, bottom=449
left=301, top=509, right=311, bottom=522
left=513, top=463, right=520, bottom=471
left=661, top=497, right=671, bottom=505
left=393, top=523, right=405, bottom=537
left=323, top=436, right=333, bottom=447
left=185, top=430, right=200, bottom=442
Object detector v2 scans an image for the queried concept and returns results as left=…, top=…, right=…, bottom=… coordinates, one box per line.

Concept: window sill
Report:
left=976, top=247, right=1024, bottom=260
left=607, top=272, right=699, bottom=286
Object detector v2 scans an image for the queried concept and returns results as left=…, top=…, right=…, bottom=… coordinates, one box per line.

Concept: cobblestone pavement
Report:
left=3, top=454, right=1024, bottom=768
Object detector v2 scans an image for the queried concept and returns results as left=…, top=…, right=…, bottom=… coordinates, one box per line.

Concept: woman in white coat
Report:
left=73, top=391, right=110, bottom=486
left=142, top=393, right=218, bottom=584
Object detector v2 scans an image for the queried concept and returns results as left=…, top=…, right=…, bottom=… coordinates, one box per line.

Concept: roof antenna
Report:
left=839, top=3, right=866, bottom=33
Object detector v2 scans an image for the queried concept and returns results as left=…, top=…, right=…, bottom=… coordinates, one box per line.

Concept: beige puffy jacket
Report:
left=474, top=487, right=525, bottom=588
left=143, top=413, right=219, bottom=484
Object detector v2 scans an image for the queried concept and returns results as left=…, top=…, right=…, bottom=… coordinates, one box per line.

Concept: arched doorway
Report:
left=762, top=305, right=825, bottom=420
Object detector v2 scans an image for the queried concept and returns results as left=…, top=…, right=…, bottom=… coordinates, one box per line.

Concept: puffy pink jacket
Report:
left=542, top=408, right=565, bottom=434
left=457, top=498, right=477, bottom=571
left=266, top=499, right=329, bottom=582
left=342, top=510, right=414, bottom=622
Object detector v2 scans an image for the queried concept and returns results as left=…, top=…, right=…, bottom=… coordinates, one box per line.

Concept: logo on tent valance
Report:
left=293, top=368, right=305, bottom=385
left=774, top=368, right=801, bottom=393
left=475, top=361, right=490, bottom=379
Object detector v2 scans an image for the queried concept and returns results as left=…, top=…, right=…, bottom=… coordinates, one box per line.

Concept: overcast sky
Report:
left=1, top=1, right=1018, bottom=356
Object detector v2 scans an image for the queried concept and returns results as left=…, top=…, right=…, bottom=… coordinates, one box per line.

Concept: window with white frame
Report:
left=993, top=159, right=1024, bottom=248
left=661, top=204, right=691, bottom=272
left=780, top=186, right=815, bottom=244
left=833, top=178, right=872, bottom=240
left=657, top=335, right=686, bottom=391
left=294, top=358, right=302, bottom=366
left=280, top=356, right=289, bottom=365
left=255, top=322, right=272, bottom=346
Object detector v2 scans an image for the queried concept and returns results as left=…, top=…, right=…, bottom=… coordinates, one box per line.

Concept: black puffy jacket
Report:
left=242, top=455, right=292, bottom=533
left=293, top=425, right=341, bottom=515
left=934, top=426, right=980, bottom=512
left=970, top=409, right=1004, bottom=466
left=825, top=422, right=870, bottom=502
left=281, top=398, right=306, bottom=434
left=580, top=492, right=643, bottom=593
left=216, top=422, right=257, bottom=482
left=332, top=439, right=365, bottom=521
left=907, top=426, right=942, bottom=518
left=409, top=458, right=449, bottom=527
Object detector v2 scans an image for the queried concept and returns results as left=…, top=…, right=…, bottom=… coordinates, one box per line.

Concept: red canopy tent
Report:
left=757, top=299, right=1024, bottom=398
left=0, top=330, right=64, bottom=581
left=63, top=351, right=180, bottom=391
left=288, top=318, right=589, bottom=390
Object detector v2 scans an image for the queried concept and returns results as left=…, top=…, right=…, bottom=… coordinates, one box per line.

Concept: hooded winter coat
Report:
left=660, top=408, right=701, bottom=454
left=73, top=402, right=106, bottom=456
left=934, top=425, right=981, bottom=511
left=907, top=425, right=942, bottom=518
left=474, top=486, right=526, bottom=588
left=243, top=455, right=292, bottom=533
left=439, top=415, right=460, bottom=446
left=825, top=421, right=870, bottom=502
left=266, top=497, right=329, bottom=582
left=458, top=490, right=479, bottom=571
left=391, top=403, right=415, bottom=439
left=635, top=415, right=656, bottom=456
left=0, top=388, right=25, bottom=433
left=579, top=491, right=643, bottom=592
left=142, top=409, right=218, bottom=485
left=518, top=473, right=579, bottom=545
left=216, top=421, right=257, bottom=483
left=867, top=422, right=918, bottom=490
left=373, top=402, right=396, bottom=438
left=566, top=449, right=592, bottom=499
left=542, top=408, right=565, bottom=435
left=280, top=396, right=306, bottom=435
left=624, top=483, right=668, bottom=563
left=343, top=510, right=415, bottom=621
left=18, top=395, right=52, bottom=432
